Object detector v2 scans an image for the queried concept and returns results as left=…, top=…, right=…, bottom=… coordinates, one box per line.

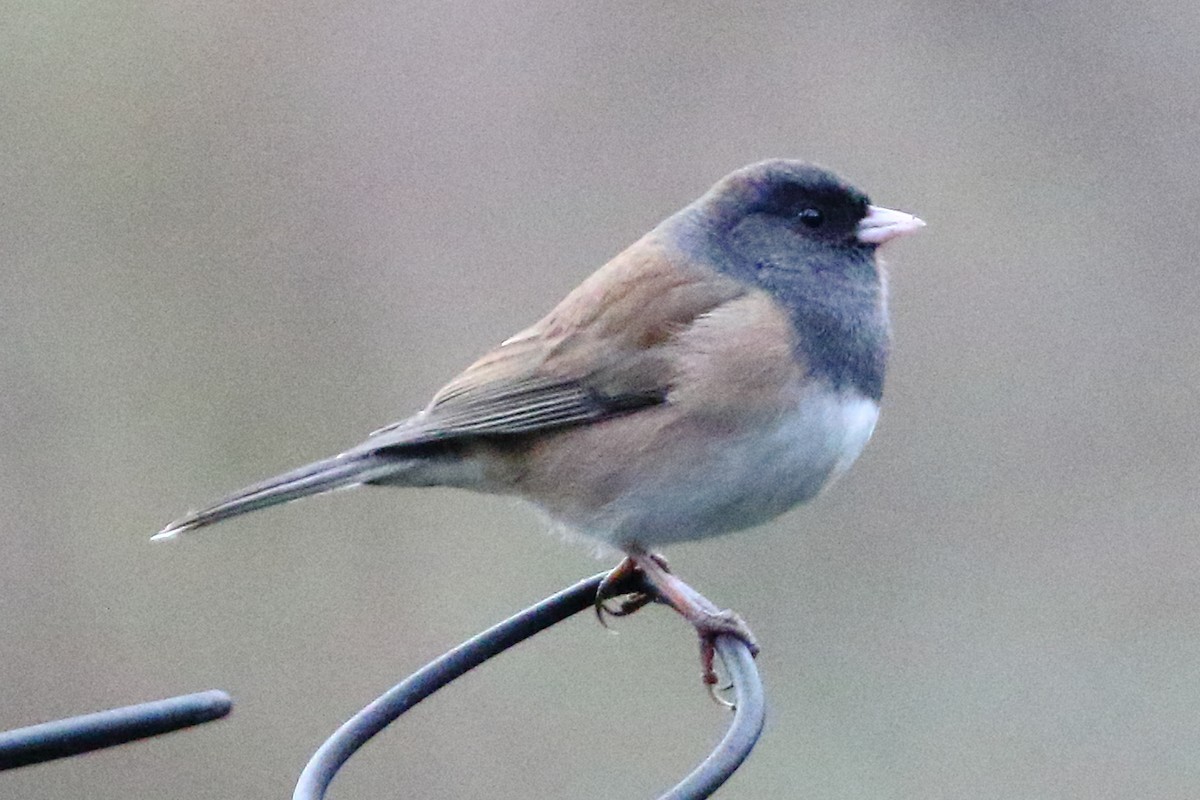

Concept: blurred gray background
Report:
left=2, top=2, right=1198, bottom=798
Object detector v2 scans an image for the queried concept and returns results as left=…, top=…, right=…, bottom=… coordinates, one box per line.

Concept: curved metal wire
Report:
left=293, top=571, right=765, bottom=800
left=0, top=690, right=232, bottom=771
left=660, top=636, right=765, bottom=799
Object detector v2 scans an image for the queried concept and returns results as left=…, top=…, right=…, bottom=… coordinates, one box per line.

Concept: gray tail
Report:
left=153, top=453, right=404, bottom=540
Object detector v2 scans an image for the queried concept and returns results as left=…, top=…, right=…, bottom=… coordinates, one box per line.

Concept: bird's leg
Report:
left=624, top=547, right=760, bottom=691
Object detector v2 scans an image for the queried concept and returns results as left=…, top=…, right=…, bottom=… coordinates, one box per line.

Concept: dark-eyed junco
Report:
left=156, top=159, right=923, bottom=683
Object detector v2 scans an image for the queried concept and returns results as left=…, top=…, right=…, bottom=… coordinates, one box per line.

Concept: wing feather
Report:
left=350, top=236, right=744, bottom=454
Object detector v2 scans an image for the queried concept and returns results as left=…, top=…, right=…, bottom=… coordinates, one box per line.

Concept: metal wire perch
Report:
left=293, top=570, right=766, bottom=800
left=0, top=690, right=232, bottom=771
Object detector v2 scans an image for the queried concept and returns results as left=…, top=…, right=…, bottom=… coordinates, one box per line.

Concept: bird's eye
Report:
left=798, top=208, right=824, bottom=228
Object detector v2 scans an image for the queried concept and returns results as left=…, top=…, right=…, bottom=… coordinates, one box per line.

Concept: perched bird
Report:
left=156, top=159, right=923, bottom=684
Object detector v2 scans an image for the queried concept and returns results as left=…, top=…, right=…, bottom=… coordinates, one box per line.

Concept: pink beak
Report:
left=856, top=205, right=926, bottom=245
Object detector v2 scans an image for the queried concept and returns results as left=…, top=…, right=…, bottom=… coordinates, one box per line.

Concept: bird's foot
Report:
left=594, top=553, right=670, bottom=625
left=601, top=548, right=759, bottom=700
left=691, top=608, right=759, bottom=706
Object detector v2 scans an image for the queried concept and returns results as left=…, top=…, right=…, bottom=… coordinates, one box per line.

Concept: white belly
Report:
left=591, top=390, right=880, bottom=546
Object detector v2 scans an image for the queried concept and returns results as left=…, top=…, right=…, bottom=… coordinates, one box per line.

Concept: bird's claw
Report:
left=695, top=608, right=758, bottom=707
left=594, top=592, right=655, bottom=628
left=596, top=551, right=759, bottom=705
left=707, top=680, right=736, bottom=709
left=593, top=553, right=672, bottom=627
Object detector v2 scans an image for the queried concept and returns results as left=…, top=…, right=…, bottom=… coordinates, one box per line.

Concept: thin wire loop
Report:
left=659, top=636, right=765, bottom=799
left=0, top=690, right=232, bottom=771
left=293, top=571, right=764, bottom=800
